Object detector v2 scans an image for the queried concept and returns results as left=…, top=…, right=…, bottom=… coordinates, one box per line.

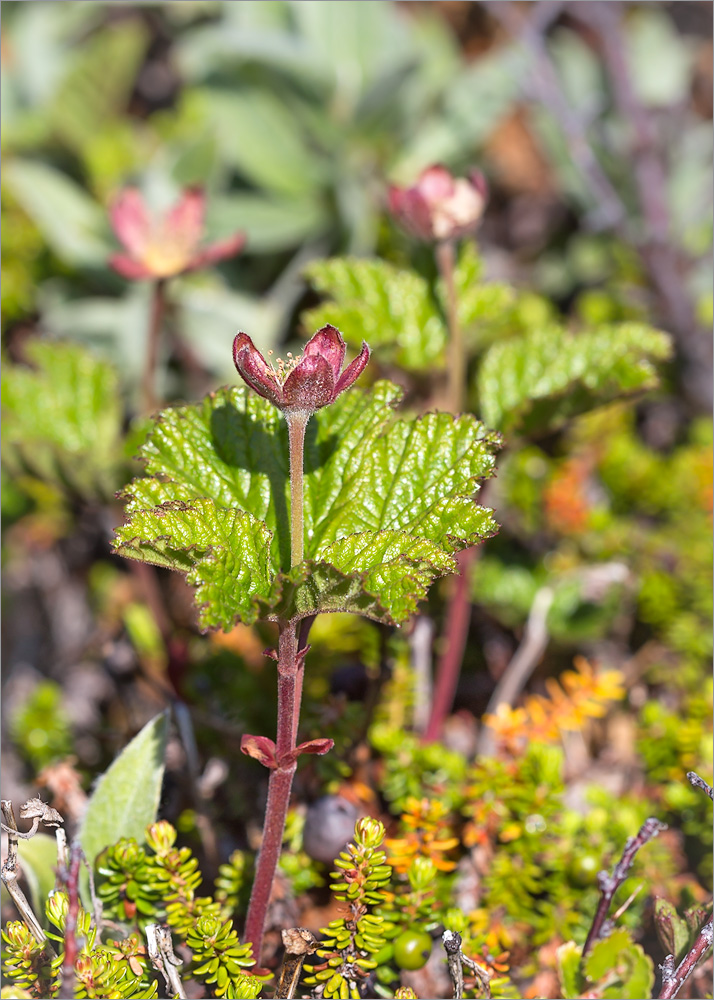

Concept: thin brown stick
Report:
left=659, top=915, right=713, bottom=1000
left=583, top=817, right=667, bottom=957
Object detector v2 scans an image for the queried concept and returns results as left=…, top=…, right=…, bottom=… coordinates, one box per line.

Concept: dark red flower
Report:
left=109, top=187, right=245, bottom=280
left=388, top=165, right=488, bottom=242
left=233, top=325, right=370, bottom=415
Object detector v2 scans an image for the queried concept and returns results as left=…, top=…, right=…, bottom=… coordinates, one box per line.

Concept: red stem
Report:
left=61, top=843, right=82, bottom=997
left=422, top=547, right=476, bottom=743
left=141, top=279, right=167, bottom=415
left=583, top=817, right=666, bottom=958
left=436, top=239, right=463, bottom=413
left=243, top=621, right=301, bottom=957
left=659, top=916, right=713, bottom=1000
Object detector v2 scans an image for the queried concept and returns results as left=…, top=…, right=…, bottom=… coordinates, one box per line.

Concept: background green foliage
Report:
left=2, top=2, right=712, bottom=999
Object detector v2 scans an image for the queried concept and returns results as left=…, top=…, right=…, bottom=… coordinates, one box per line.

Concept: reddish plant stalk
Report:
left=243, top=417, right=311, bottom=958
left=423, top=238, right=472, bottom=743
left=61, top=842, right=82, bottom=997
left=658, top=915, right=713, bottom=1000
left=243, top=621, right=301, bottom=955
left=141, top=278, right=167, bottom=415
left=583, top=816, right=666, bottom=958
left=422, top=547, right=476, bottom=743
left=436, top=239, right=463, bottom=414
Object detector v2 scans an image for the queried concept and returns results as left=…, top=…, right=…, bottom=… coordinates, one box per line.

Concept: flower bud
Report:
left=388, top=165, right=487, bottom=242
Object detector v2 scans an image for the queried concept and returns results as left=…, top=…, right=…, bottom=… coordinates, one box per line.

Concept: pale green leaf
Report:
left=207, top=192, right=330, bottom=252
left=585, top=928, right=654, bottom=1000
left=303, top=257, right=447, bottom=371
left=447, top=242, right=516, bottom=351
left=78, top=711, right=168, bottom=870
left=15, top=834, right=59, bottom=930
left=2, top=160, right=109, bottom=265
left=1, top=340, right=124, bottom=500
left=556, top=941, right=584, bottom=1000
left=478, top=322, right=672, bottom=434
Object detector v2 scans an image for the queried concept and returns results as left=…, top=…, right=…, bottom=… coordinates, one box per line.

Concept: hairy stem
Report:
left=423, top=548, right=476, bottom=743
left=60, top=843, right=82, bottom=998
left=287, top=412, right=309, bottom=567
left=436, top=239, right=463, bottom=413
left=141, top=279, right=167, bottom=415
left=243, top=621, right=301, bottom=957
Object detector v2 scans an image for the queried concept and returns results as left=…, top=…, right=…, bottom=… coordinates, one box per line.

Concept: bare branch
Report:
left=659, top=915, right=713, bottom=999
left=146, top=923, right=187, bottom=999
left=1, top=800, right=57, bottom=955
left=687, top=771, right=713, bottom=800
left=275, top=927, right=317, bottom=999
left=583, top=817, right=667, bottom=957
left=477, top=586, right=554, bottom=756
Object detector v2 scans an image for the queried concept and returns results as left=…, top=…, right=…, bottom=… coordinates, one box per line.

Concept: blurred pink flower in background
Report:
left=388, top=165, right=488, bottom=242
left=109, top=187, right=245, bottom=280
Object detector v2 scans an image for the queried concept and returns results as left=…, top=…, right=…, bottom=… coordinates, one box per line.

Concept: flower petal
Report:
left=108, top=253, right=156, bottom=280
left=302, top=324, right=345, bottom=380
left=417, top=164, right=455, bottom=204
left=165, top=187, right=205, bottom=251
left=110, top=188, right=152, bottom=257
left=233, top=332, right=283, bottom=406
left=282, top=354, right=335, bottom=412
left=334, top=341, right=370, bottom=397
left=240, top=734, right=277, bottom=769
left=187, top=231, right=246, bottom=271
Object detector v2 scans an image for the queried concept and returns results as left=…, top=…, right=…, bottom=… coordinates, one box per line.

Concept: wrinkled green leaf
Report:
left=478, top=322, right=672, bottom=434
left=115, top=381, right=498, bottom=628
left=1, top=340, right=125, bottom=500
left=303, top=257, right=446, bottom=371
left=78, top=711, right=168, bottom=880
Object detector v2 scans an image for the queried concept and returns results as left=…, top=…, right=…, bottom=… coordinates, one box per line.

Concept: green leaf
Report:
left=115, top=381, right=498, bottom=629
left=447, top=242, right=516, bottom=351
left=556, top=941, right=584, bottom=1000
left=584, top=928, right=654, bottom=1000
left=196, top=88, right=327, bottom=196
left=50, top=20, right=147, bottom=154
left=207, top=193, right=329, bottom=253
left=477, top=322, right=672, bottom=434
left=302, top=257, right=447, bottom=371
left=115, top=500, right=273, bottom=629
left=78, top=711, right=168, bottom=872
left=1, top=339, right=125, bottom=500
left=2, top=160, right=110, bottom=266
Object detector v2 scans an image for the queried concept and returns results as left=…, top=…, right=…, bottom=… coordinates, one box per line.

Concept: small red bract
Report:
left=388, top=164, right=488, bottom=242
left=233, top=325, right=370, bottom=415
left=109, top=187, right=245, bottom=280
